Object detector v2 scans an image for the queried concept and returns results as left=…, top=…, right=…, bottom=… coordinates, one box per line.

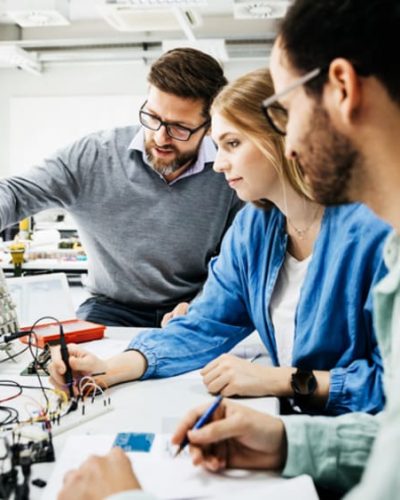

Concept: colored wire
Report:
left=0, top=380, right=23, bottom=404
left=0, top=344, right=29, bottom=364
left=0, top=406, right=19, bottom=427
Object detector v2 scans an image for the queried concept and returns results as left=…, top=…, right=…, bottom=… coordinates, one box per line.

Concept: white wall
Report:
left=10, top=95, right=144, bottom=173
left=0, top=61, right=147, bottom=178
left=0, top=58, right=264, bottom=178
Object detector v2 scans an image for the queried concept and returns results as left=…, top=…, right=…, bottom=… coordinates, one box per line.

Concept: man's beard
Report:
left=298, top=106, right=361, bottom=205
left=145, top=140, right=201, bottom=177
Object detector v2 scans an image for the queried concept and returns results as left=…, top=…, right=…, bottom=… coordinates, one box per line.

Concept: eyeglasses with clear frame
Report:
left=261, top=67, right=323, bottom=136
left=139, top=102, right=210, bottom=142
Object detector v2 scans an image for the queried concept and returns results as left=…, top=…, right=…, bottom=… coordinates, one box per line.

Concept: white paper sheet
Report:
left=43, top=434, right=318, bottom=500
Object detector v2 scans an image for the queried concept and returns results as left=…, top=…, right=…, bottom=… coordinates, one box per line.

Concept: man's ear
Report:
left=326, top=58, right=362, bottom=125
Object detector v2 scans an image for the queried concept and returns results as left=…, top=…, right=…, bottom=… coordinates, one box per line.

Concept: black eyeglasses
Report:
left=261, top=67, right=324, bottom=136
left=139, top=102, right=210, bottom=142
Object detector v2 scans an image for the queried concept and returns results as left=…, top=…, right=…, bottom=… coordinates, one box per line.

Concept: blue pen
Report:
left=174, top=395, right=223, bottom=457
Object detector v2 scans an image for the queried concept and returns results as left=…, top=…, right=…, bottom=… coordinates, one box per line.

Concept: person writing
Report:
left=0, top=48, right=242, bottom=327
left=56, top=401, right=291, bottom=500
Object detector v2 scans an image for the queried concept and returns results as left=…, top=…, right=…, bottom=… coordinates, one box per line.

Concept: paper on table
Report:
left=207, top=474, right=318, bottom=500
left=43, top=435, right=318, bottom=500
left=133, top=453, right=285, bottom=500
left=42, top=435, right=114, bottom=500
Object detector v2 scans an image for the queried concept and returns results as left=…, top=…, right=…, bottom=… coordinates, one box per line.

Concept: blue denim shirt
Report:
left=128, top=203, right=390, bottom=415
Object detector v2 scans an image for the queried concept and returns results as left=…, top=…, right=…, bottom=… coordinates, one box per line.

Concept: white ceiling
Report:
left=0, top=0, right=237, bottom=23
left=0, top=1, right=289, bottom=67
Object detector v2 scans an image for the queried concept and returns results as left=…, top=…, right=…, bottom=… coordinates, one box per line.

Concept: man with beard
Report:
left=175, top=1, right=398, bottom=498
left=56, top=1, right=400, bottom=500
left=0, top=48, right=242, bottom=327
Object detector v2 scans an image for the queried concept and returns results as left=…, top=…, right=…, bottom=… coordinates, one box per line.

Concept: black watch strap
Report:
left=291, top=368, right=317, bottom=407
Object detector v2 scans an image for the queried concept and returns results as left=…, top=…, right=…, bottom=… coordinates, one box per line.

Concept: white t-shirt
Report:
left=270, top=252, right=312, bottom=366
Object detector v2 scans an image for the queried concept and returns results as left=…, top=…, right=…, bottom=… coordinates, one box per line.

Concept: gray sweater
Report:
left=0, top=126, right=242, bottom=307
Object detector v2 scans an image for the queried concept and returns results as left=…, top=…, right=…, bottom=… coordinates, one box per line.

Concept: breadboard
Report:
left=51, top=399, right=114, bottom=436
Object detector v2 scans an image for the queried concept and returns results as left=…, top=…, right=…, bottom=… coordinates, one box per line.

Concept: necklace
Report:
left=286, top=206, right=322, bottom=240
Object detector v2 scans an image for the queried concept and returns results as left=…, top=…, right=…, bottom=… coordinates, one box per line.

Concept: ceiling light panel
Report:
left=98, top=4, right=201, bottom=32
left=5, top=0, right=70, bottom=27
left=233, top=0, right=291, bottom=20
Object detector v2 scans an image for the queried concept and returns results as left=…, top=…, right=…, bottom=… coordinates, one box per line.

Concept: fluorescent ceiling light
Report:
left=162, top=39, right=229, bottom=62
left=0, top=45, right=42, bottom=75
left=233, top=0, right=291, bottom=19
left=5, top=0, right=70, bottom=27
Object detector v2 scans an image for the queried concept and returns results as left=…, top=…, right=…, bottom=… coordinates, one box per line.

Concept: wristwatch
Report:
left=291, top=368, right=317, bottom=407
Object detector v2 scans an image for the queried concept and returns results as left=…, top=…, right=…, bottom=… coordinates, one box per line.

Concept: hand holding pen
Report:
left=171, top=398, right=286, bottom=472
left=174, top=395, right=223, bottom=457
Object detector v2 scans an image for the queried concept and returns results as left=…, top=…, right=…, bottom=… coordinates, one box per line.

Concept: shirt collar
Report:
left=383, top=231, right=400, bottom=270
left=128, top=127, right=216, bottom=184
left=128, top=127, right=146, bottom=154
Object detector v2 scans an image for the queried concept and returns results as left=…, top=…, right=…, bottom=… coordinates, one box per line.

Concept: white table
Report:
left=0, top=328, right=284, bottom=499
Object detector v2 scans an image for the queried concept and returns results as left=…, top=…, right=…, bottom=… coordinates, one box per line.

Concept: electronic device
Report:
left=4, top=273, right=105, bottom=348
left=6, top=273, right=75, bottom=327
left=0, top=268, right=19, bottom=338
left=0, top=432, right=55, bottom=500
left=19, top=318, right=105, bottom=348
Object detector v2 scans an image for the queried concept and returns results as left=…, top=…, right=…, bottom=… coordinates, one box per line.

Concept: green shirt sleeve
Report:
left=343, top=394, right=400, bottom=499
left=281, top=413, right=381, bottom=493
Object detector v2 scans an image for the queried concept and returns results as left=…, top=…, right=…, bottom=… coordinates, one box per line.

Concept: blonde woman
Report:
left=50, top=69, right=389, bottom=416
left=197, top=68, right=389, bottom=414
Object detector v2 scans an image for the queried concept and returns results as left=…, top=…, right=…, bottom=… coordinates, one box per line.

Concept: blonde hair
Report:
left=211, top=68, right=313, bottom=208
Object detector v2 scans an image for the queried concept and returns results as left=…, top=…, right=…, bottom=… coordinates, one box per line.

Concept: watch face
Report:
left=291, top=370, right=317, bottom=396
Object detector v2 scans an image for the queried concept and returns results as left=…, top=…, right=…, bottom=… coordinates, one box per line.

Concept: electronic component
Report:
left=20, top=344, right=51, bottom=376
left=51, top=402, right=113, bottom=436
left=0, top=311, right=112, bottom=499
left=0, top=469, right=17, bottom=500
left=0, top=269, right=19, bottom=338
left=0, top=433, right=54, bottom=500
left=113, top=432, right=155, bottom=453
left=11, top=437, right=55, bottom=465
left=8, top=242, right=26, bottom=277
left=31, top=478, right=46, bottom=488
